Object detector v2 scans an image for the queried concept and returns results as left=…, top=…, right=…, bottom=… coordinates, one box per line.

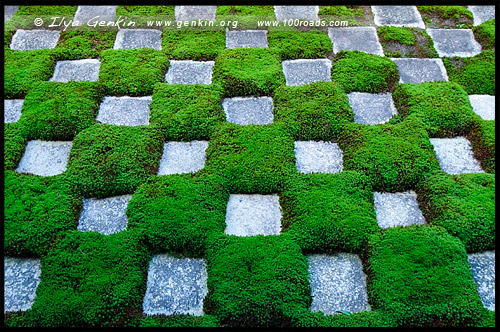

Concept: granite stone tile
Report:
left=16, top=140, right=73, bottom=176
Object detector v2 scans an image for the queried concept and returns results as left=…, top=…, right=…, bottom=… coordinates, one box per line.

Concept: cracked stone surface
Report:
left=174, top=6, right=217, bottom=21
left=429, top=136, right=484, bottom=174
left=274, top=6, right=319, bottom=21
left=372, top=6, right=425, bottom=29
left=143, top=254, right=208, bottom=316
left=427, top=29, right=482, bottom=58
left=114, top=29, right=162, bottom=50
left=374, top=191, right=426, bottom=229
left=4, top=99, right=24, bottom=123
left=469, top=95, right=495, bottom=121
left=158, top=141, right=209, bottom=175
left=73, top=6, right=117, bottom=23
left=165, top=60, right=214, bottom=85
left=77, top=195, right=132, bottom=235
left=222, top=96, right=274, bottom=125
left=4, top=6, right=19, bottom=21
left=4, top=257, right=41, bottom=313
left=308, top=253, right=371, bottom=315
left=225, top=194, right=282, bottom=236
left=16, top=140, right=72, bottom=176
left=282, top=59, right=332, bottom=86
left=97, top=96, right=152, bottom=126
left=226, top=30, right=268, bottom=49
left=468, top=6, right=495, bottom=26
left=328, top=27, right=384, bottom=56
left=392, top=58, right=448, bottom=84
left=10, top=30, right=60, bottom=51
left=468, top=250, right=495, bottom=311
left=295, top=141, right=343, bottom=174
left=347, top=92, right=397, bottom=125
left=50, top=59, right=101, bottom=82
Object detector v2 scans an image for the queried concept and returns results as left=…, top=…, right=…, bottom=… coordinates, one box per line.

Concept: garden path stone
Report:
left=165, top=60, right=214, bottom=85
left=4, top=257, right=41, bottom=313
left=4, top=6, right=19, bottom=21
left=16, top=140, right=72, bottom=176
left=97, top=96, right=152, bottom=126
left=226, top=30, right=268, bottom=49
left=274, top=6, right=319, bottom=21
left=429, top=136, right=484, bottom=174
left=4, top=99, right=24, bottom=123
left=222, top=96, right=274, bottom=125
left=10, top=30, right=60, bottom=51
left=308, top=253, right=371, bottom=315
left=77, top=195, right=132, bottom=235
left=468, top=95, right=495, bottom=121
left=225, top=194, right=282, bottom=236
left=174, top=6, right=217, bottom=21
left=113, top=29, right=162, bottom=50
left=282, top=59, right=332, bottom=86
left=347, top=92, right=397, bottom=125
left=73, top=6, right=117, bottom=24
left=295, top=141, right=343, bottom=174
left=143, top=254, right=208, bottom=316
left=372, top=6, right=425, bottom=29
left=50, top=59, right=101, bottom=82
left=328, top=27, right=384, bottom=56
left=468, top=250, right=495, bottom=311
left=158, top=141, right=209, bottom=175
left=427, top=29, right=482, bottom=58
left=373, top=191, right=426, bottom=229
left=468, top=6, right=495, bottom=26
left=391, top=58, right=448, bottom=83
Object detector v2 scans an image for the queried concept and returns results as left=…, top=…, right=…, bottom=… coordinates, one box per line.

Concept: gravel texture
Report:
left=468, top=94, right=495, bottom=121
left=158, top=141, right=209, bottom=175
left=16, top=140, right=73, bottom=176
left=294, top=141, right=343, bottom=174
left=222, top=96, right=274, bottom=125
left=274, top=6, right=319, bottom=21
left=282, top=59, right=332, bottom=86
left=468, top=6, right=495, bottom=26
left=73, top=6, right=118, bottom=24
left=77, top=195, right=132, bottom=235
left=328, top=27, right=384, bottom=56
left=174, top=6, right=217, bottom=21
left=429, top=136, right=484, bottom=174
left=373, top=191, right=427, bottom=229
left=226, top=30, right=268, bottom=49
left=50, top=59, right=101, bottom=82
left=165, top=60, right=215, bottom=85
left=426, top=29, right=482, bottom=58
left=113, top=29, right=162, bottom=50
left=4, top=6, right=19, bottom=21
left=4, top=257, right=41, bottom=313
left=96, top=96, right=152, bottom=126
left=391, top=58, right=448, bottom=84
left=347, top=92, right=397, bottom=125
left=10, top=30, right=60, bottom=51
left=372, top=6, right=425, bottom=29
left=468, top=250, right=495, bottom=311
left=4, top=99, right=24, bottom=123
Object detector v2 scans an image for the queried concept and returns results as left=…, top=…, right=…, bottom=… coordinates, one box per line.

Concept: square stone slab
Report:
left=16, top=140, right=72, bottom=176
left=174, top=6, right=217, bottom=21
left=4, top=99, right=24, bottom=123
left=328, top=27, right=384, bottom=56
left=282, top=59, right=332, bottom=86
left=10, top=30, right=60, bottom=51
left=391, top=58, right=448, bottom=84
left=372, top=6, right=425, bottom=29
left=308, top=253, right=371, bottom=315
left=226, top=30, right=269, bottom=49
left=50, top=59, right=101, bottom=82
left=426, top=29, right=482, bottom=58
left=225, top=194, right=282, bottom=236
left=158, top=141, right=209, bottom=175
left=468, top=250, right=495, bottom=311
left=222, top=96, right=274, bottom=125
left=347, top=92, right=397, bottom=125
left=77, top=195, right=132, bottom=235
left=294, top=141, right=343, bottom=174
left=73, top=6, right=117, bottom=24
left=4, top=6, right=19, bottom=21
left=468, top=6, right=495, bottom=26
left=4, top=257, right=41, bottom=313
left=113, top=29, right=162, bottom=50
left=96, top=96, right=152, bottom=126
left=143, top=254, right=208, bottom=316
left=373, top=191, right=426, bottom=229
left=429, top=136, right=484, bottom=174
left=165, top=60, right=215, bottom=85
left=469, top=94, right=495, bottom=121
left=274, top=6, right=319, bottom=21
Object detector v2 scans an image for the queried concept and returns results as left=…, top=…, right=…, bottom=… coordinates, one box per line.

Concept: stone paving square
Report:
left=50, top=59, right=101, bottom=82
left=226, top=30, right=269, bottom=49
left=174, top=6, right=217, bottom=21
left=16, top=140, right=73, bottom=176
left=96, top=96, right=152, bottom=126
left=308, top=253, right=371, bottom=315
left=391, top=58, right=448, bottom=84
left=295, top=141, right=343, bottom=174
left=468, top=6, right=496, bottom=26
left=373, top=191, right=426, bottom=229
left=372, top=6, right=425, bottom=29
left=468, top=95, right=495, bottom=121
left=77, top=195, right=132, bottom=235
left=10, top=30, right=60, bottom=51
left=426, top=29, right=482, bottom=58
left=73, top=6, right=117, bottom=24
left=347, top=92, right=397, bottom=125
left=225, top=194, right=282, bottom=237
left=274, top=6, right=319, bottom=21
left=222, top=96, right=274, bottom=125
left=143, top=254, right=208, bottom=316
left=113, top=29, right=162, bottom=50
left=4, top=257, right=42, bottom=313
left=165, top=60, right=215, bottom=85
left=4, top=99, right=24, bottom=123
left=158, top=141, right=209, bottom=175
left=429, top=136, right=484, bottom=174
left=328, top=27, right=384, bottom=56
left=4, top=6, right=19, bottom=21
left=468, top=251, right=495, bottom=311
left=282, top=59, right=332, bottom=86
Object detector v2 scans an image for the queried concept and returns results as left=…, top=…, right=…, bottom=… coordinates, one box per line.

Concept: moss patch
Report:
left=377, top=27, right=438, bottom=58
left=162, top=30, right=225, bottom=61
left=54, top=31, right=117, bottom=60
left=418, top=6, right=473, bottom=28
left=268, top=30, right=332, bottom=60
left=473, top=19, right=495, bottom=50
left=466, top=119, right=495, bottom=173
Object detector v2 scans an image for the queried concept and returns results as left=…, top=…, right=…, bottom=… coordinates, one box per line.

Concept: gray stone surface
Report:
left=113, top=29, right=162, bottom=50
left=274, top=6, right=319, bottom=21
left=391, top=58, right=448, bottom=84
left=225, top=194, right=282, bottom=236
left=4, top=257, right=41, bottom=313
left=222, top=96, right=274, bottom=125
left=4, top=6, right=19, bottom=21
left=328, top=27, right=384, bottom=56
left=226, top=30, right=268, bottom=49
left=429, top=136, right=484, bottom=174
left=73, top=6, right=117, bottom=24
left=77, top=195, right=132, bottom=235
left=427, top=29, right=482, bottom=58
left=373, top=191, right=426, bottom=229
left=158, top=141, right=209, bottom=175
left=4, top=99, right=24, bottom=123
left=165, top=60, right=214, bottom=85
left=468, top=250, right=495, bottom=311
left=468, top=6, right=495, bottom=26
left=347, top=92, right=397, bottom=125
left=174, top=6, right=217, bottom=21
left=96, top=96, right=152, bottom=126
left=16, top=140, right=72, bottom=176
left=10, top=30, right=60, bottom=51
left=372, top=6, right=425, bottom=29
left=143, top=254, right=208, bottom=316
left=308, top=253, right=371, bottom=315
left=282, top=59, right=332, bottom=86
left=294, top=141, right=343, bottom=174
left=50, top=59, right=101, bottom=82
left=469, top=94, right=495, bottom=121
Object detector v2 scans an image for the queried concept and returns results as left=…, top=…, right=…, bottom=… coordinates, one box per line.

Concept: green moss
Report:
left=53, top=31, right=117, bottom=60
left=162, top=31, right=225, bottom=61
left=268, top=30, right=332, bottom=60
left=377, top=26, right=416, bottom=45
left=318, top=6, right=364, bottom=16
left=417, top=5, right=473, bottom=20
left=379, top=28, right=439, bottom=58
left=4, top=123, right=27, bottom=171
left=140, top=315, right=219, bottom=327
left=318, top=311, right=396, bottom=327
left=473, top=19, right=495, bottom=50
left=9, top=6, right=77, bottom=29
left=116, top=5, right=175, bottom=16
left=216, top=5, right=275, bottom=16
left=467, top=119, right=495, bottom=173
